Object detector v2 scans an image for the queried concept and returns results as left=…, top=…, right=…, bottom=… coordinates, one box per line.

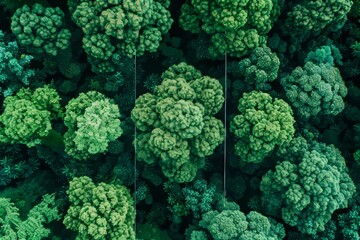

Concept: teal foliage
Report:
left=0, top=0, right=48, bottom=13
left=145, top=203, right=167, bottom=226
left=163, top=181, right=189, bottom=220
left=341, top=60, right=360, bottom=78
left=0, top=170, right=12, bottom=186
left=269, top=218, right=287, bottom=240
left=355, top=124, right=360, bottom=149
left=59, top=158, right=94, bottom=180
left=87, top=71, right=125, bottom=93
left=305, top=45, right=340, bottom=66
left=86, top=50, right=131, bottom=74
left=227, top=175, right=247, bottom=200
left=281, top=54, right=347, bottom=119
left=58, top=79, right=78, bottom=95
left=234, top=46, right=280, bottom=90
left=311, top=220, right=337, bottom=240
left=0, top=194, right=61, bottom=240
left=261, top=139, right=356, bottom=235
left=338, top=206, right=360, bottom=239
left=0, top=145, right=39, bottom=186
left=351, top=41, right=360, bottom=58
left=104, top=72, right=125, bottom=92
left=110, top=152, right=138, bottom=187
left=186, top=33, right=216, bottom=62
left=354, top=150, right=360, bottom=164
left=144, top=73, right=162, bottom=92
left=141, top=165, right=164, bottom=187
left=135, top=181, right=151, bottom=204
left=200, top=210, right=247, bottom=239
left=182, top=179, right=216, bottom=218
left=10, top=4, right=71, bottom=56
left=310, top=192, right=360, bottom=240
left=190, top=230, right=208, bottom=240
left=157, top=34, right=185, bottom=67
left=136, top=223, right=171, bottom=240
left=0, top=171, right=59, bottom=218
left=198, top=209, right=285, bottom=240
left=54, top=47, right=86, bottom=81
left=0, top=31, right=35, bottom=97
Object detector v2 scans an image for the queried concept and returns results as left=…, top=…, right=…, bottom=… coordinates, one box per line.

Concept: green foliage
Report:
left=351, top=41, right=360, bottom=58
left=110, top=152, right=138, bottom=187
left=64, top=91, right=123, bottom=160
left=179, top=0, right=280, bottom=57
left=190, top=230, right=208, bottom=240
left=201, top=210, right=247, bottom=240
left=0, top=145, right=39, bottom=186
left=63, top=176, right=135, bottom=240
left=0, top=1, right=359, bottom=239
left=0, top=30, right=35, bottom=97
left=136, top=223, right=171, bottom=240
left=69, top=0, right=173, bottom=66
left=135, top=181, right=151, bottom=204
left=198, top=209, right=285, bottom=240
left=261, top=139, right=356, bottom=235
left=276, top=135, right=310, bottom=159
left=281, top=57, right=347, bottom=119
left=284, top=0, right=353, bottom=35
left=338, top=205, right=360, bottom=239
left=0, top=0, right=48, bottom=13
left=163, top=181, right=190, bottom=221
left=0, top=86, right=63, bottom=147
left=132, top=62, right=225, bottom=183
left=354, top=150, right=360, bottom=164
left=0, top=171, right=58, bottom=218
left=230, top=90, right=295, bottom=164
left=234, top=46, right=280, bottom=90
left=182, top=179, right=216, bottom=219
left=310, top=220, right=337, bottom=240
left=154, top=99, right=204, bottom=139
left=1, top=87, right=124, bottom=162
left=0, top=193, right=61, bottom=240
left=161, top=62, right=202, bottom=83
left=227, top=175, right=247, bottom=200
left=10, top=4, right=71, bottom=56
left=191, top=116, right=225, bottom=157
left=305, top=45, right=342, bottom=66
left=310, top=191, right=360, bottom=240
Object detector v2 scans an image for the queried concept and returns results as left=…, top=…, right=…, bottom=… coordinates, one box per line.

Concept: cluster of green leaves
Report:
left=261, top=137, right=356, bottom=234
left=63, top=176, right=135, bottom=239
left=69, top=0, right=173, bottom=72
left=179, top=0, right=280, bottom=58
left=281, top=48, right=348, bottom=119
left=0, top=85, right=123, bottom=160
left=0, top=0, right=359, bottom=239
left=132, top=62, right=225, bottom=183
left=11, top=3, right=71, bottom=56
left=0, top=194, right=61, bottom=240
left=0, top=30, right=35, bottom=96
left=230, top=90, right=296, bottom=164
